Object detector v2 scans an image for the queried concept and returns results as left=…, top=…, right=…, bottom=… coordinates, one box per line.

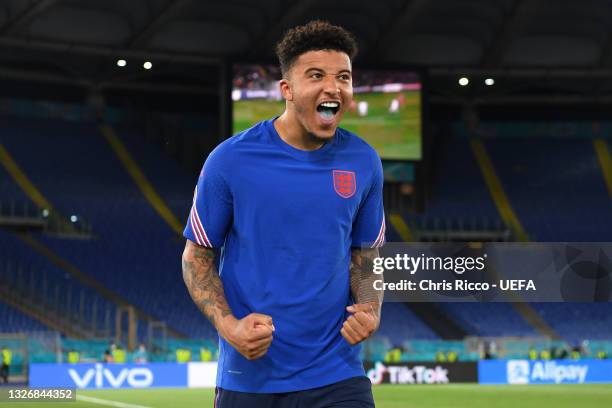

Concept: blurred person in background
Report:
left=1, top=346, right=11, bottom=383
left=133, top=343, right=148, bottom=363
left=102, top=349, right=113, bottom=363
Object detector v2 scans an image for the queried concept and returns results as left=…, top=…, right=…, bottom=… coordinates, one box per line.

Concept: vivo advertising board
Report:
left=479, top=360, right=612, bottom=385
left=29, top=363, right=189, bottom=389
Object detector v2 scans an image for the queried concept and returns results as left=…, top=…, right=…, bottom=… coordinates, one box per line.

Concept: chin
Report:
left=311, top=122, right=340, bottom=140
left=318, top=129, right=337, bottom=138
left=311, top=130, right=336, bottom=141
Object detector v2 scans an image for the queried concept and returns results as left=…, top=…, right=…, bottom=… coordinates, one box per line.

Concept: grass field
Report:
left=2, top=384, right=612, bottom=407
left=233, top=90, right=422, bottom=160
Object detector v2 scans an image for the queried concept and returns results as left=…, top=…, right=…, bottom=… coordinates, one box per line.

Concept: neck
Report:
left=274, top=111, right=326, bottom=151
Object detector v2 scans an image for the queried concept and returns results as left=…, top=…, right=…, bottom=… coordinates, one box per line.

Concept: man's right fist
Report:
left=220, top=313, right=275, bottom=360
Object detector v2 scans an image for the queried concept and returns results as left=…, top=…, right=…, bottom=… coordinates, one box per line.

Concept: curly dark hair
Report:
left=275, top=20, right=358, bottom=76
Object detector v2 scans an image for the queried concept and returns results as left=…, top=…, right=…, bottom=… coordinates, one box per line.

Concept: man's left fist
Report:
left=341, top=302, right=380, bottom=345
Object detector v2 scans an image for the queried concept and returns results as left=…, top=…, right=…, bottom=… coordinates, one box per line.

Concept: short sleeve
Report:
left=183, top=149, right=233, bottom=248
left=351, top=153, right=385, bottom=248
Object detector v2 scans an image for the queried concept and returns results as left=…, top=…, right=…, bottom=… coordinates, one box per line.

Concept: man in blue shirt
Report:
left=182, top=20, right=385, bottom=407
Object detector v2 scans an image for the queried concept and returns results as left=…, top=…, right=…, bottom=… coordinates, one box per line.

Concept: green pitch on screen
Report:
left=4, top=384, right=611, bottom=408
left=233, top=90, right=422, bottom=160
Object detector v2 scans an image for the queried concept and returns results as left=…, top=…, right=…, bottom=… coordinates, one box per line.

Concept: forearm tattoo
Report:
left=182, top=241, right=233, bottom=329
left=350, top=248, right=383, bottom=313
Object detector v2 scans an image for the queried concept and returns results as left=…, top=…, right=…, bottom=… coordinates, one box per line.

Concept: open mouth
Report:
left=316, top=101, right=340, bottom=121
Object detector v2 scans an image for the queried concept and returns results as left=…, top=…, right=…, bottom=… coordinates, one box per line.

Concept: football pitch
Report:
left=2, top=384, right=612, bottom=408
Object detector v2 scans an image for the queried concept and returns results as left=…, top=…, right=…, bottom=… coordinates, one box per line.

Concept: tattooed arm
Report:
left=349, top=247, right=383, bottom=307
left=182, top=240, right=274, bottom=360
left=341, top=247, right=383, bottom=345
left=181, top=240, right=231, bottom=327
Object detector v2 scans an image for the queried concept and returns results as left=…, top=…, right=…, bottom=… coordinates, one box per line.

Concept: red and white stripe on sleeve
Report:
left=371, top=214, right=386, bottom=248
left=189, top=185, right=213, bottom=247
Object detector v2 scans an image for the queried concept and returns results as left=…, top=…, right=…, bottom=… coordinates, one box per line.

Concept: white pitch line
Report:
left=77, top=394, right=153, bottom=408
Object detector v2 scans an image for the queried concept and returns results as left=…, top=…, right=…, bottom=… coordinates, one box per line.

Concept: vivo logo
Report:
left=68, top=364, right=153, bottom=388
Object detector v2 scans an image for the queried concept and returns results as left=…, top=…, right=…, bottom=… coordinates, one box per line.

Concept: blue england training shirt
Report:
left=184, top=118, right=385, bottom=393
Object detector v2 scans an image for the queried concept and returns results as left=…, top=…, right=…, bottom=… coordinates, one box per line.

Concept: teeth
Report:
left=321, top=102, right=339, bottom=108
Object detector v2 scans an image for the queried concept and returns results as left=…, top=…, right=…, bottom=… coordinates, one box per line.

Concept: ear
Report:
left=279, top=78, right=293, bottom=101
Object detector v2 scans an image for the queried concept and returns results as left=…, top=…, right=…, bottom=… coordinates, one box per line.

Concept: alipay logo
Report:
left=507, top=360, right=530, bottom=384
left=506, top=360, right=589, bottom=384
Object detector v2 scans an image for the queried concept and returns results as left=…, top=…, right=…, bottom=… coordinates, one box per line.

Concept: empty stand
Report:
left=0, top=301, right=48, bottom=333
left=485, top=138, right=612, bottom=241
left=531, top=303, right=612, bottom=344
left=438, top=303, right=537, bottom=337
left=377, top=303, right=439, bottom=345
left=0, top=115, right=214, bottom=339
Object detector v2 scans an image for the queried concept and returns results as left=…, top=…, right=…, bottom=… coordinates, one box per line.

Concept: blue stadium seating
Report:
left=0, top=228, right=116, bottom=335
left=0, top=116, right=214, bottom=339
left=438, top=303, right=537, bottom=337
left=116, top=128, right=194, bottom=224
left=409, top=136, right=500, bottom=224
left=377, top=303, right=439, bottom=344
left=484, top=138, right=612, bottom=241
left=0, top=301, right=48, bottom=333
left=531, top=303, right=612, bottom=344
left=410, top=136, right=612, bottom=242
left=0, top=162, right=32, bottom=206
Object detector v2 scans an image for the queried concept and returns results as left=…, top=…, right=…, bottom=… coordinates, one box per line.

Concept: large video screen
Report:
left=232, top=64, right=422, bottom=160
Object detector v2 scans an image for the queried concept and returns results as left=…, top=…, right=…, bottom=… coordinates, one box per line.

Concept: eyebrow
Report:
left=304, top=68, right=352, bottom=75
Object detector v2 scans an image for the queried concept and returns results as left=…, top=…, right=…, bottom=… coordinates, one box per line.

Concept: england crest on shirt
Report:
left=333, top=170, right=356, bottom=198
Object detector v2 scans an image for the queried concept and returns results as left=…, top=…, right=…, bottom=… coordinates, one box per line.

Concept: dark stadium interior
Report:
left=0, top=0, right=612, bottom=406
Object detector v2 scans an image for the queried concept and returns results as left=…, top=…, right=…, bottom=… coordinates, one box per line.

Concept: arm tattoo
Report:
left=182, top=240, right=233, bottom=329
left=350, top=248, right=383, bottom=315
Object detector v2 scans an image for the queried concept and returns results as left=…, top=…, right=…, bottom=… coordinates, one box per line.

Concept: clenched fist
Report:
left=341, top=303, right=380, bottom=345
left=220, top=313, right=275, bottom=360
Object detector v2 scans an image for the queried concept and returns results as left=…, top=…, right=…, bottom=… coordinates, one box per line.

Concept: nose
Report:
left=322, top=74, right=340, bottom=95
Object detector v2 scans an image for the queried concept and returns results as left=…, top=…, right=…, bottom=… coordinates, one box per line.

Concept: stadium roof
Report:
left=2, top=0, right=612, bottom=103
